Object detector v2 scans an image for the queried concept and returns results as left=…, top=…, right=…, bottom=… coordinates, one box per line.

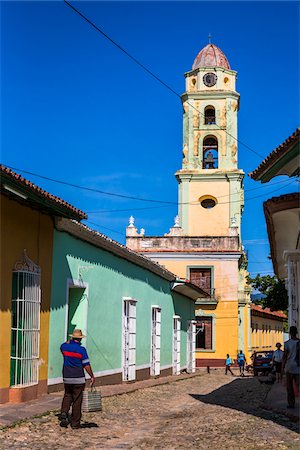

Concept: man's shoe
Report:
left=59, top=412, right=69, bottom=428
left=71, top=423, right=82, bottom=429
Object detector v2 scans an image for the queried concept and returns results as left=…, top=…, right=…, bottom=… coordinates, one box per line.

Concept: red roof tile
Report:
left=192, top=44, right=231, bottom=70
left=1, top=165, right=87, bottom=220
left=250, top=303, right=287, bottom=319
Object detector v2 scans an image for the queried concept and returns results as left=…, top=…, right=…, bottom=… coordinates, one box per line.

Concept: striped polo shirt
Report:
left=60, top=339, right=90, bottom=384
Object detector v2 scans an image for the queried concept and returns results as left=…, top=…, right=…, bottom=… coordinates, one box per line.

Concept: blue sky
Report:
left=1, top=1, right=299, bottom=277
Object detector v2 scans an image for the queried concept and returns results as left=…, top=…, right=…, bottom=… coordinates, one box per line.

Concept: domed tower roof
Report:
left=192, top=43, right=231, bottom=70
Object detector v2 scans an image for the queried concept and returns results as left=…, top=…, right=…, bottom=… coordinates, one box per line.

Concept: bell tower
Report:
left=126, top=40, right=251, bottom=367
left=177, top=42, right=244, bottom=237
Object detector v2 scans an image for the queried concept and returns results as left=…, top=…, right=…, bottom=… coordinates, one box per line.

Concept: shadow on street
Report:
left=190, top=377, right=299, bottom=433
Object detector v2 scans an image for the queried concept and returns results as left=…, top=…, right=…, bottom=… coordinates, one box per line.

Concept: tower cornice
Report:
left=181, top=91, right=240, bottom=102
left=184, top=67, right=237, bottom=78
left=176, top=170, right=244, bottom=182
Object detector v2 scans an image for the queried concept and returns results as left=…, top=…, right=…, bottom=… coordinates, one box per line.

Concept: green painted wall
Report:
left=48, top=230, right=195, bottom=381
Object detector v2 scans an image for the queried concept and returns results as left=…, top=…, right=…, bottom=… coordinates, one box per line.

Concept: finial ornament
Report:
left=128, top=216, right=135, bottom=227
left=208, top=33, right=212, bottom=44
left=140, top=228, right=145, bottom=236
left=231, top=216, right=237, bottom=226
left=14, top=249, right=41, bottom=273
left=174, top=215, right=180, bottom=228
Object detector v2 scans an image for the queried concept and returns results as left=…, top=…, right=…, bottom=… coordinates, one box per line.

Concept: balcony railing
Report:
left=195, top=288, right=217, bottom=305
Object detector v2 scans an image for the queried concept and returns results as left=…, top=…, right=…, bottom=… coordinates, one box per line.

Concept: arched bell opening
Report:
left=203, top=136, right=218, bottom=169
left=204, top=106, right=216, bottom=125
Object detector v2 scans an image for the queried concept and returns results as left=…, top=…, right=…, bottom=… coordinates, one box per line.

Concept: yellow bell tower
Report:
left=177, top=42, right=244, bottom=237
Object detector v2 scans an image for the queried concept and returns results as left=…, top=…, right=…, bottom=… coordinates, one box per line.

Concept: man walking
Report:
left=282, top=326, right=300, bottom=409
left=59, top=329, right=95, bottom=428
left=237, top=350, right=246, bottom=377
left=272, top=342, right=284, bottom=382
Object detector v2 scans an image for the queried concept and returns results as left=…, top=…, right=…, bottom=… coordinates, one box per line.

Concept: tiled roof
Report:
left=249, top=128, right=300, bottom=180
left=192, top=44, right=231, bottom=70
left=1, top=165, right=87, bottom=220
left=250, top=303, right=287, bottom=319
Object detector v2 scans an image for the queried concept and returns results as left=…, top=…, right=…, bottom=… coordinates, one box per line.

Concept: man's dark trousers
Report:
left=61, top=384, right=85, bottom=427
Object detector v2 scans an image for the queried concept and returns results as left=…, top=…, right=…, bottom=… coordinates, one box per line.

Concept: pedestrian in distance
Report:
left=282, top=326, right=300, bottom=409
left=225, top=354, right=234, bottom=375
left=237, top=350, right=247, bottom=377
left=59, top=329, right=95, bottom=429
left=272, top=342, right=284, bottom=383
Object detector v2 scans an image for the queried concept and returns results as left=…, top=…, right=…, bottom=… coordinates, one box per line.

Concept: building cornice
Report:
left=263, top=192, right=300, bottom=276
left=184, top=67, right=237, bottom=77
left=176, top=170, right=244, bottom=181
left=141, top=252, right=242, bottom=261
left=249, top=127, right=300, bottom=182
left=181, top=91, right=240, bottom=102
left=1, top=164, right=87, bottom=220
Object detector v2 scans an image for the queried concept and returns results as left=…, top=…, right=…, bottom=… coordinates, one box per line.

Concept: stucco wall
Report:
left=251, top=315, right=285, bottom=351
left=48, top=230, right=195, bottom=383
left=147, top=257, right=241, bottom=362
left=0, top=195, right=53, bottom=402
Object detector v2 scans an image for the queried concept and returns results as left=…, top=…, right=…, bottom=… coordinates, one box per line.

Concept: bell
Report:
left=204, top=151, right=215, bottom=169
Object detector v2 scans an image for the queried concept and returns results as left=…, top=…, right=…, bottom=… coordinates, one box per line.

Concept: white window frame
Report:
left=10, top=251, right=41, bottom=387
left=173, top=315, right=181, bottom=375
left=187, top=320, right=197, bottom=373
left=122, top=297, right=137, bottom=381
left=150, top=306, right=161, bottom=376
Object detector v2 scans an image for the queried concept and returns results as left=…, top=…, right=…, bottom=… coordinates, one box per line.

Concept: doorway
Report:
left=66, top=280, right=88, bottom=345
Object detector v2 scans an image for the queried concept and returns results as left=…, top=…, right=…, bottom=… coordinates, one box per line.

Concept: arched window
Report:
left=204, top=106, right=216, bottom=124
left=203, top=136, right=218, bottom=169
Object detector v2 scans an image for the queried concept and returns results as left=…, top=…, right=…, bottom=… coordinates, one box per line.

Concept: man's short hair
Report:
left=290, top=326, right=298, bottom=335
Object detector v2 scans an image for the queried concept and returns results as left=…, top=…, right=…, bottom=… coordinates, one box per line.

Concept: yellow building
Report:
left=0, top=165, right=86, bottom=403
left=250, top=304, right=287, bottom=352
left=126, top=41, right=251, bottom=366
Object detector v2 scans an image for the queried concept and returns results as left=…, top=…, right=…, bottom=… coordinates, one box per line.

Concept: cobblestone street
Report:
left=1, top=373, right=299, bottom=449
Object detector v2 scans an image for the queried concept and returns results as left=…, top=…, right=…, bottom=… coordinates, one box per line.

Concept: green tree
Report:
left=248, top=274, right=288, bottom=312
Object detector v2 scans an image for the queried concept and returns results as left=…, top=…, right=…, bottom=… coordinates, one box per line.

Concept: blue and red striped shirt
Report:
left=60, top=339, right=90, bottom=384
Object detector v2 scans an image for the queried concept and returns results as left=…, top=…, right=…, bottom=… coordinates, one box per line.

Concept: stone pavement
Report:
left=0, top=370, right=203, bottom=428
left=0, top=372, right=299, bottom=449
left=265, top=378, right=300, bottom=421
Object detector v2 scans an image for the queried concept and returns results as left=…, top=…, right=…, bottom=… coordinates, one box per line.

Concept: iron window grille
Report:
left=10, top=250, right=41, bottom=387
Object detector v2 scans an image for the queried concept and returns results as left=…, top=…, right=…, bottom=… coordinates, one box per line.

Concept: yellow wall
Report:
left=251, top=314, right=285, bottom=351
left=195, top=301, right=238, bottom=361
left=0, top=195, right=54, bottom=396
left=188, top=180, right=231, bottom=236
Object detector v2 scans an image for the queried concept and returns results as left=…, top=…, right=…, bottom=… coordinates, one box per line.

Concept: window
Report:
left=196, top=317, right=212, bottom=350
left=10, top=252, right=41, bottom=387
left=200, top=197, right=217, bottom=209
left=189, top=268, right=212, bottom=296
left=204, top=106, right=216, bottom=124
left=203, top=136, right=218, bottom=169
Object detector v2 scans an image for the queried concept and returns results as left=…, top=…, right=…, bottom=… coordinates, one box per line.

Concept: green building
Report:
left=48, top=218, right=208, bottom=390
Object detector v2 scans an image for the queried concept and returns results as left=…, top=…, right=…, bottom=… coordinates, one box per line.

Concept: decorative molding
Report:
left=144, top=253, right=241, bottom=261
